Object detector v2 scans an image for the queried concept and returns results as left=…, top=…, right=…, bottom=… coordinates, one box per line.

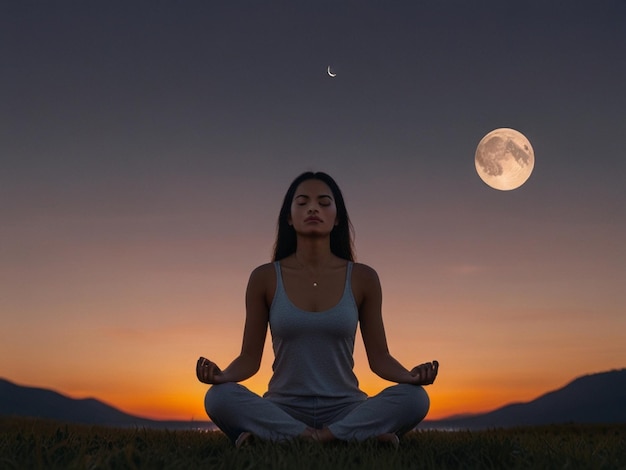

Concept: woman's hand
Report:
left=196, top=356, right=224, bottom=384
left=408, top=360, right=439, bottom=385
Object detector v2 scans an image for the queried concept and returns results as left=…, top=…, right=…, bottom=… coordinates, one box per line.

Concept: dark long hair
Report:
left=272, top=172, right=355, bottom=261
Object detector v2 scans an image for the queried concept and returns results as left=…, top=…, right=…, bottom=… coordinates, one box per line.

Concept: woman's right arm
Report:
left=196, top=265, right=271, bottom=384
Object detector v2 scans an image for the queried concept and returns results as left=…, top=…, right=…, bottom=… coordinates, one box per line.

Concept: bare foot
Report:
left=376, top=433, right=400, bottom=448
left=312, top=427, right=337, bottom=443
left=235, top=432, right=254, bottom=448
left=299, top=427, right=317, bottom=441
left=299, top=427, right=337, bottom=443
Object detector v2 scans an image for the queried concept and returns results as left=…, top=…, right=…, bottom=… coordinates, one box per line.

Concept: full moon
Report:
left=475, top=128, right=535, bottom=191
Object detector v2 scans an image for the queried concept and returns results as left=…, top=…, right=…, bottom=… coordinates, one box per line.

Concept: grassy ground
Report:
left=1, top=417, right=624, bottom=469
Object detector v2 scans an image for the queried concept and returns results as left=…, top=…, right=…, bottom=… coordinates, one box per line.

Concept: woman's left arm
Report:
left=356, top=264, right=439, bottom=386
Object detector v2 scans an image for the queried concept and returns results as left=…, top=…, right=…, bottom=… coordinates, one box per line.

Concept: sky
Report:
left=1, top=1, right=625, bottom=422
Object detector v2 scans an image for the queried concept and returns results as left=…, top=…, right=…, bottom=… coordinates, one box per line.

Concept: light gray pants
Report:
left=204, top=382, right=430, bottom=443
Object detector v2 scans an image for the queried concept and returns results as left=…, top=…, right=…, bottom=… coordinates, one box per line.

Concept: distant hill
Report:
left=0, top=378, right=215, bottom=430
left=421, top=369, right=626, bottom=430
left=3, top=370, right=625, bottom=431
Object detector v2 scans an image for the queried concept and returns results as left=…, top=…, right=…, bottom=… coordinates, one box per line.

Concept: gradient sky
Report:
left=2, top=1, right=625, bottom=421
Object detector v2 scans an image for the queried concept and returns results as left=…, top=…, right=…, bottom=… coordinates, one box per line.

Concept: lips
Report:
left=304, top=216, right=323, bottom=223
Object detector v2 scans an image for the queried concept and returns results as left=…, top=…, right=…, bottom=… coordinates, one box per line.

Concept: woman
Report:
left=197, top=171, right=439, bottom=446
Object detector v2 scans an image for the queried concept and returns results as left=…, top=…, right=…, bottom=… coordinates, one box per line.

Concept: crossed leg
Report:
left=204, top=382, right=430, bottom=444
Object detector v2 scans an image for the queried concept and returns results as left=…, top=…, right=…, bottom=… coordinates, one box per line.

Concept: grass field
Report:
left=1, top=417, right=624, bottom=469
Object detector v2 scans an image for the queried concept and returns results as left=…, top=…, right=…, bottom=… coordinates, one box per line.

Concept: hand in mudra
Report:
left=196, top=356, right=224, bottom=384
left=409, top=360, right=439, bottom=385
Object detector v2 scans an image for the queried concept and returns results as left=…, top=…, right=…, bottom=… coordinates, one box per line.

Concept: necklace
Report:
left=294, top=255, right=328, bottom=288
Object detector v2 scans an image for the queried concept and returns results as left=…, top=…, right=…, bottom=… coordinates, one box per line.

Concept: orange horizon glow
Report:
left=5, top=366, right=616, bottom=423
left=6, top=345, right=623, bottom=423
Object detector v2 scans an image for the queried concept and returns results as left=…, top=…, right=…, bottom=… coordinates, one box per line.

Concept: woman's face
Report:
left=289, top=179, right=338, bottom=236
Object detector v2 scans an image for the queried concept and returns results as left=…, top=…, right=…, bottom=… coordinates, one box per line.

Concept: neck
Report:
left=293, top=238, right=334, bottom=268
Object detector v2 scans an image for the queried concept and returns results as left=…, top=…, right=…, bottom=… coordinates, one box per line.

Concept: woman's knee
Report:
left=204, top=382, right=241, bottom=415
left=394, top=384, right=431, bottom=421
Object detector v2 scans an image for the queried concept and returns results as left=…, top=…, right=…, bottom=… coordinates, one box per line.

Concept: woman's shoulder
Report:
left=247, top=263, right=277, bottom=306
left=249, top=262, right=276, bottom=281
left=351, top=262, right=381, bottom=285
left=351, top=262, right=381, bottom=308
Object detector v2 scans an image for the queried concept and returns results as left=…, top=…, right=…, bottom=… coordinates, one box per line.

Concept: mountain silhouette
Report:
left=0, top=378, right=214, bottom=430
left=2, top=370, right=625, bottom=430
left=421, top=369, right=626, bottom=430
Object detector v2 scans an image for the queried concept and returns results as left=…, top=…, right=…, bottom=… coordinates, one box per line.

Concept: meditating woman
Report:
left=197, top=171, right=439, bottom=446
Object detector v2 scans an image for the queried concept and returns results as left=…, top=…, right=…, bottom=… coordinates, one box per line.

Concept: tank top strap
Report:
left=343, top=261, right=353, bottom=297
left=273, top=261, right=283, bottom=288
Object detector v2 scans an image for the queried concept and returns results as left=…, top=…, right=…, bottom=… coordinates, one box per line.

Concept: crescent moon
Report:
left=327, top=66, right=336, bottom=78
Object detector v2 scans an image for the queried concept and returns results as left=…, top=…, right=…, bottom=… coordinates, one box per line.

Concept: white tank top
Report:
left=264, top=261, right=366, bottom=402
